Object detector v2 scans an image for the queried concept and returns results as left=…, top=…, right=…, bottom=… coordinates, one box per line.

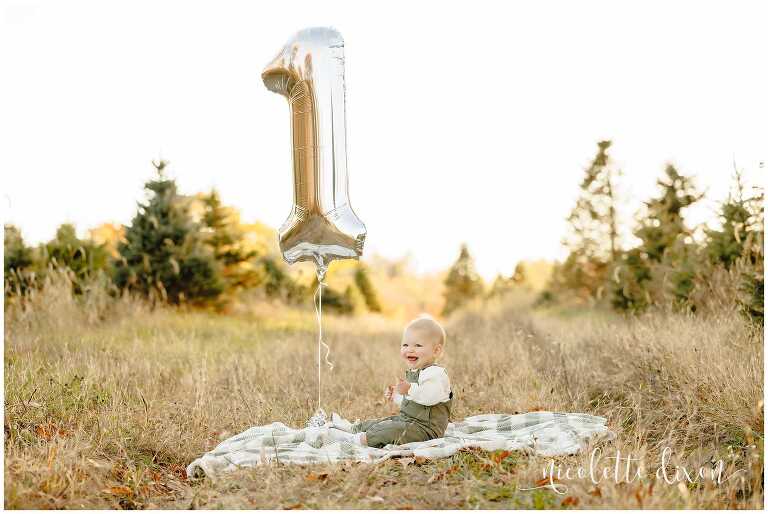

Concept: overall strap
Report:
left=405, top=364, right=438, bottom=383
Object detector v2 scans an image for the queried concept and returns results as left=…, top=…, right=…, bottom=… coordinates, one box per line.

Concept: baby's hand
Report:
left=396, top=378, right=411, bottom=396
left=384, top=384, right=394, bottom=401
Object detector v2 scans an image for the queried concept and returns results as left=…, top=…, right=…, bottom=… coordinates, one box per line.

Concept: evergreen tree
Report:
left=113, top=160, right=223, bottom=305
left=704, top=172, right=764, bottom=323
left=634, top=164, right=704, bottom=262
left=4, top=225, right=34, bottom=275
left=342, top=284, right=365, bottom=315
left=200, top=189, right=261, bottom=298
left=610, top=248, right=652, bottom=312
left=442, top=244, right=484, bottom=316
left=261, top=256, right=305, bottom=303
left=611, top=164, right=704, bottom=312
left=41, top=223, right=110, bottom=293
left=705, top=171, right=755, bottom=269
left=563, top=140, right=621, bottom=263
left=353, top=264, right=382, bottom=312
left=487, top=263, right=528, bottom=300
left=662, top=238, right=702, bottom=310
left=307, top=274, right=356, bottom=315
left=741, top=187, right=764, bottom=323
left=4, top=224, right=36, bottom=297
left=511, top=262, right=527, bottom=286
left=487, top=273, right=513, bottom=299
left=554, top=140, right=621, bottom=302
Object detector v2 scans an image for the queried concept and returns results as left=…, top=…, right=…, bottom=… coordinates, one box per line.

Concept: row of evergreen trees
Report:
left=440, top=244, right=531, bottom=316
left=438, top=142, right=763, bottom=324
left=4, top=161, right=383, bottom=314
left=6, top=151, right=761, bottom=322
left=544, top=141, right=763, bottom=322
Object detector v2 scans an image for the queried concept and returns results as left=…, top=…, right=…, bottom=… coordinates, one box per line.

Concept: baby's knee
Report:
left=364, top=429, right=389, bottom=448
left=364, top=420, right=409, bottom=448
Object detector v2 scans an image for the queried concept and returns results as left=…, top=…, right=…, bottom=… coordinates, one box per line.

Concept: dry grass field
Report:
left=4, top=275, right=764, bottom=509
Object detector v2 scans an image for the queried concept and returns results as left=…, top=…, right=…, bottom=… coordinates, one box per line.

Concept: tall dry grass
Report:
left=4, top=274, right=763, bottom=509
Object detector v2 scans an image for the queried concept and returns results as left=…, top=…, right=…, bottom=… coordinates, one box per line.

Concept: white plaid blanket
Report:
left=186, top=411, right=615, bottom=479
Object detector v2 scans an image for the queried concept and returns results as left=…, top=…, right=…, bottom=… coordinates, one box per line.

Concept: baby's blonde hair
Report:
left=404, top=315, right=446, bottom=349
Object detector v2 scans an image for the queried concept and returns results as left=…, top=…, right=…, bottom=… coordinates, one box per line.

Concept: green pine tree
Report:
left=342, top=284, right=365, bottom=315
left=511, top=262, right=527, bottom=286
left=308, top=275, right=355, bottom=315
left=442, top=243, right=484, bottom=316
left=552, top=140, right=621, bottom=303
left=41, top=223, right=110, bottom=293
left=261, top=256, right=305, bottom=303
left=4, top=224, right=36, bottom=297
left=113, top=160, right=223, bottom=305
left=705, top=171, right=764, bottom=323
left=741, top=187, right=764, bottom=323
left=634, top=164, right=704, bottom=262
left=200, top=189, right=261, bottom=301
left=609, top=248, right=652, bottom=312
left=487, top=273, right=512, bottom=299
left=611, top=164, right=704, bottom=312
left=487, top=263, right=528, bottom=300
left=705, top=171, right=755, bottom=269
left=354, top=264, right=382, bottom=312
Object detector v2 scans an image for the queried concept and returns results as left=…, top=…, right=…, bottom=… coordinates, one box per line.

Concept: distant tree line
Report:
left=440, top=141, right=763, bottom=325
left=440, top=244, right=533, bottom=317
left=541, top=140, right=763, bottom=324
left=4, top=160, right=382, bottom=315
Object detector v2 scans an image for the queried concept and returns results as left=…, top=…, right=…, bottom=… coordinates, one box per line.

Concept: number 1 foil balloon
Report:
left=262, top=27, right=366, bottom=279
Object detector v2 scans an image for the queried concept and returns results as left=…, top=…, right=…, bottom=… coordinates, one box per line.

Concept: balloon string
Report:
left=314, top=273, right=333, bottom=412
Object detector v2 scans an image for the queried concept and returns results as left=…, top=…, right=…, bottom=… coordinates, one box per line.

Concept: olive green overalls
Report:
left=352, top=365, right=453, bottom=448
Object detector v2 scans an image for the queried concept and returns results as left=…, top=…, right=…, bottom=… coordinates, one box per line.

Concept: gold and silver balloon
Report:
left=262, top=27, right=366, bottom=280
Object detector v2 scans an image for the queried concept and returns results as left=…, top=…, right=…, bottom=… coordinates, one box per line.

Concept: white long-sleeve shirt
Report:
left=393, top=365, right=451, bottom=407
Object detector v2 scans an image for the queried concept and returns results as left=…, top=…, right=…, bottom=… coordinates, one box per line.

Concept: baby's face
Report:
left=400, top=328, right=441, bottom=369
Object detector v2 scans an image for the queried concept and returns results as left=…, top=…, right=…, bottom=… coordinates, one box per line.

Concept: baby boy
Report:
left=328, top=316, right=453, bottom=447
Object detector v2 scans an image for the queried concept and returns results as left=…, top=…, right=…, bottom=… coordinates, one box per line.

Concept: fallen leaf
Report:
left=168, top=464, right=188, bottom=480
left=34, top=424, right=53, bottom=441
left=285, top=503, right=304, bottom=509
left=561, top=496, right=580, bottom=507
left=491, top=450, right=512, bottom=464
left=34, top=422, right=70, bottom=441
left=588, top=486, right=602, bottom=497
left=535, top=477, right=552, bottom=487
left=414, top=456, right=428, bottom=465
left=103, top=486, right=133, bottom=497
left=306, top=472, right=328, bottom=481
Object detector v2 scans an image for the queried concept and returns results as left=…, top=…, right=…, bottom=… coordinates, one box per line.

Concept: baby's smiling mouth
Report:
left=406, top=356, right=418, bottom=362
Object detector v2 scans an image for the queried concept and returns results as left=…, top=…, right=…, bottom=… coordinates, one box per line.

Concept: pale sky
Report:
left=2, top=0, right=766, bottom=279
